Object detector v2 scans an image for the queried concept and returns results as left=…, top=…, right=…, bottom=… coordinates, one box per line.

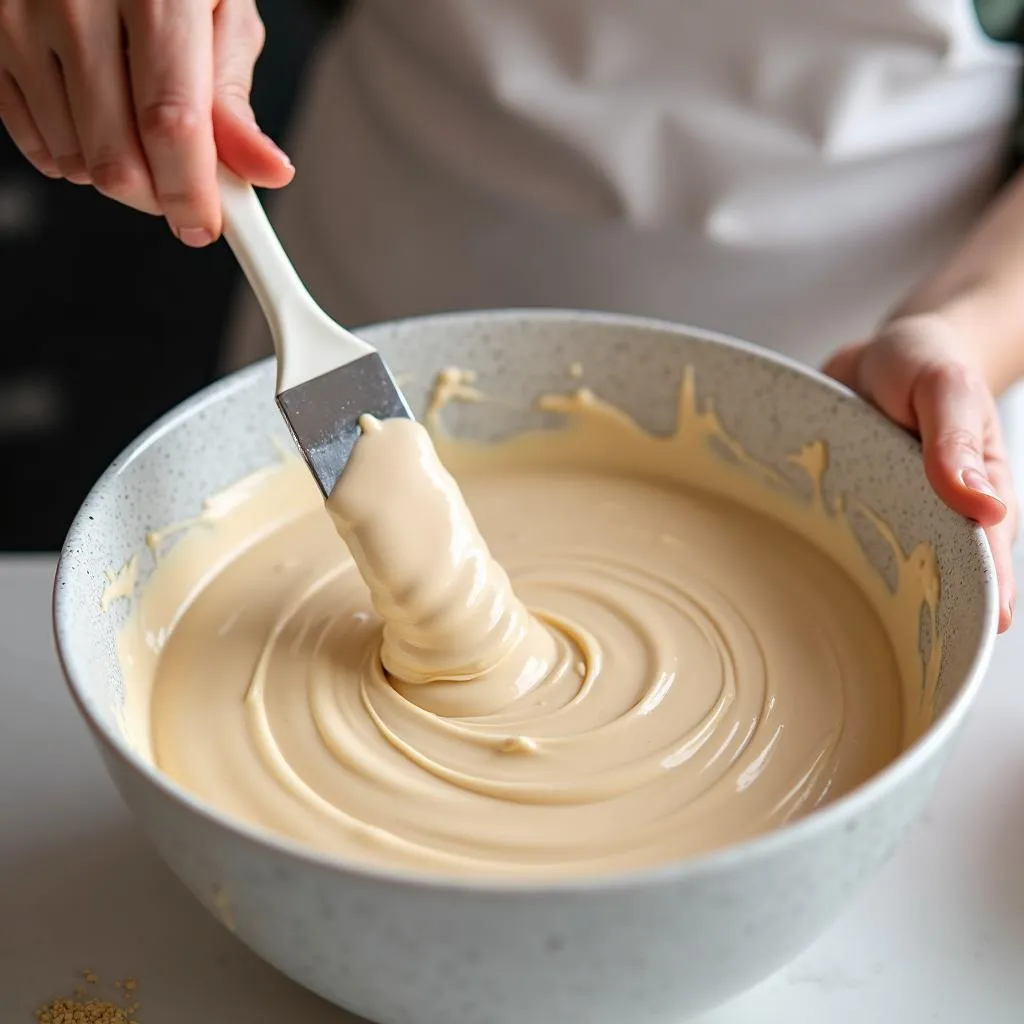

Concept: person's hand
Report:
left=824, top=313, right=1017, bottom=632
left=0, top=0, right=294, bottom=244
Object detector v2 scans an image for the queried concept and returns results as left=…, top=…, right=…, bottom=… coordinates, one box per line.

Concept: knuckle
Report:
left=139, top=99, right=200, bottom=145
left=160, top=195, right=201, bottom=216
left=155, top=187, right=206, bottom=216
left=90, top=153, right=145, bottom=197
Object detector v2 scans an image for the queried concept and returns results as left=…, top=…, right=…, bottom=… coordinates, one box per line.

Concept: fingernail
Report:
left=961, top=467, right=1005, bottom=507
left=177, top=227, right=214, bottom=248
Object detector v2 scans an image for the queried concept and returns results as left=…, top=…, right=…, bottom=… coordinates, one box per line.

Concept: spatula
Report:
left=216, top=165, right=412, bottom=498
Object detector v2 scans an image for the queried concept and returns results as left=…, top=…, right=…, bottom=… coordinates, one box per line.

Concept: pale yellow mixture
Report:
left=113, top=368, right=941, bottom=879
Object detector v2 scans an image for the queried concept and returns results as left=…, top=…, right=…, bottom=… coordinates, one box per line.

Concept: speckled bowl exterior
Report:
left=54, top=310, right=998, bottom=1024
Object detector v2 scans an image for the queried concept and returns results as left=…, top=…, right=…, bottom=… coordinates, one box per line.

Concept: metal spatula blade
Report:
left=276, top=352, right=411, bottom=497
left=217, top=165, right=412, bottom=498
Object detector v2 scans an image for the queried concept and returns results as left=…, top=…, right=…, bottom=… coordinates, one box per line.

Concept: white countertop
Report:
left=2, top=553, right=1023, bottom=1023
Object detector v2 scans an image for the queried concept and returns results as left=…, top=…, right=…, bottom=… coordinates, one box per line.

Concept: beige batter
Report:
left=113, top=368, right=940, bottom=879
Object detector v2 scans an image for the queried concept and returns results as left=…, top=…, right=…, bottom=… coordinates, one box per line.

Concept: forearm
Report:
left=891, top=167, right=1024, bottom=395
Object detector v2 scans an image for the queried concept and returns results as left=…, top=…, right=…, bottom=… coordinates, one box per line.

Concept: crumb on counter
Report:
left=36, top=974, right=140, bottom=1023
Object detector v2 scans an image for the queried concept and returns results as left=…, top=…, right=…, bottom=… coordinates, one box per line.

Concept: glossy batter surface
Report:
left=117, top=371, right=939, bottom=879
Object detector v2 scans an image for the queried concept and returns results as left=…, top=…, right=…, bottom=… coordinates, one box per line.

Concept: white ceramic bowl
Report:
left=54, top=310, right=998, bottom=1023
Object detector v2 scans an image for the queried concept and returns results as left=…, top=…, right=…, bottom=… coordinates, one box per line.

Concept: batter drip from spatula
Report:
left=327, top=413, right=560, bottom=717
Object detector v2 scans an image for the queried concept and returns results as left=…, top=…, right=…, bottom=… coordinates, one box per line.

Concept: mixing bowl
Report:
left=54, top=310, right=997, bottom=1023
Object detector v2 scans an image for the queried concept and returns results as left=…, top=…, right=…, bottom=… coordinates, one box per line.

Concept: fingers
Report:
left=18, top=52, right=86, bottom=181
left=912, top=360, right=1016, bottom=627
left=53, top=4, right=160, bottom=214
left=0, top=0, right=286, bottom=234
left=983, top=453, right=1018, bottom=632
left=123, top=0, right=220, bottom=244
left=0, top=3, right=85, bottom=180
left=212, top=0, right=293, bottom=187
left=0, top=0, right=155, bottom=208
left=826, top=323, right=1017, bottom=631
left=911, top=362, right=1009, bottom=527
left=0, top=69, right=57, bottom=176
left=211, top=0, right=292, bottom=188
left=821, top=341, right=865, bottom=391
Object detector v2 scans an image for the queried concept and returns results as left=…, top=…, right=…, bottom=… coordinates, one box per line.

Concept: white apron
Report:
left=226, top=0, right=1024, bottom=484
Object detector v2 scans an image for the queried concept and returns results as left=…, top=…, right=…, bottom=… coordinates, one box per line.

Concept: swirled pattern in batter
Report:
left=141, top=394, right=906, bottom=876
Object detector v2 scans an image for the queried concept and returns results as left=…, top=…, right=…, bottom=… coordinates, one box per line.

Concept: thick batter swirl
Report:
left=119, top=370, right=938, bottom=879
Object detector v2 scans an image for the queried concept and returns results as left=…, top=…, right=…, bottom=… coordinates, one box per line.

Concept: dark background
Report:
left=0, top=0, right=342, bottom=550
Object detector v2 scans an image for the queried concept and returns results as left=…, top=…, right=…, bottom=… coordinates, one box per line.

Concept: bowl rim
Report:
left=53, top=307, right=1000, bottom=895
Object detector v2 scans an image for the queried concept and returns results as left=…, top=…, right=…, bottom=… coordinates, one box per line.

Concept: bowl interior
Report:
left=56, top=311, right=995, bottom=778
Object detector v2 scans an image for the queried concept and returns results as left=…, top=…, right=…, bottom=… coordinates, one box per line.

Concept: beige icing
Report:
left=116, top=368, right=940, bottom=879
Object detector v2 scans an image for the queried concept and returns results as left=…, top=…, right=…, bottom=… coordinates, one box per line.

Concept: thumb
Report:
left=211, top=0, right=294, bottom=187
left=912, top=364, right=1008, bottom=527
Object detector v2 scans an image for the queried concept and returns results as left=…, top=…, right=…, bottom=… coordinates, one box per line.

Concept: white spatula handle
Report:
left=217, top=165, right=371, bottom=393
